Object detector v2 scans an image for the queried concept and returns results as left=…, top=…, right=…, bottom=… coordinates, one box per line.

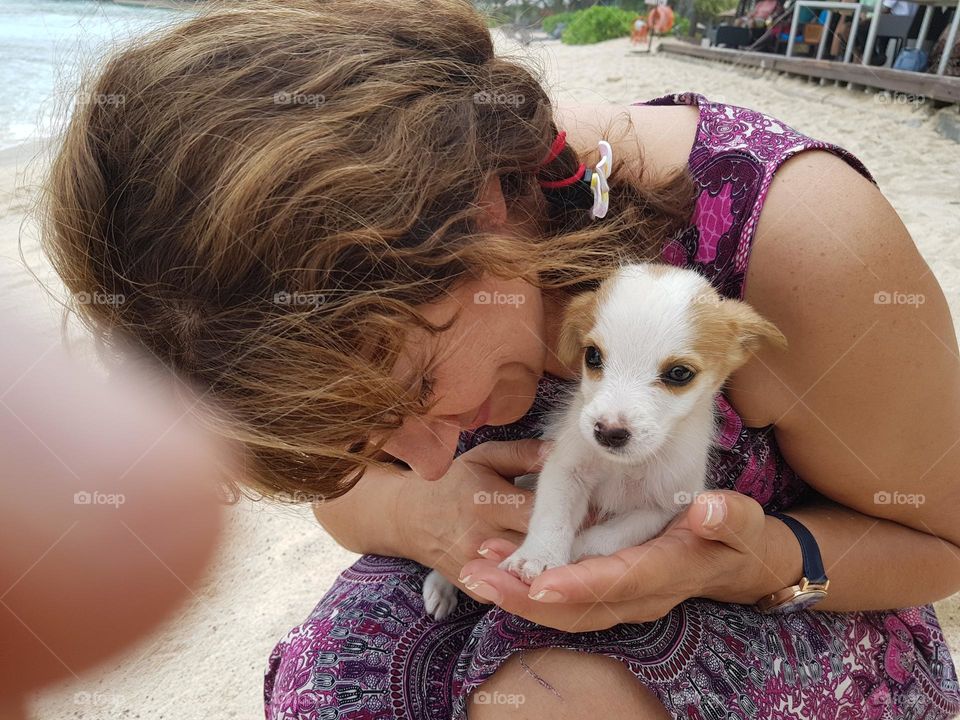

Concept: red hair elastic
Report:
left=535, top=131, right=613, bottom=219
left=536, top=131, right=586, bottom=189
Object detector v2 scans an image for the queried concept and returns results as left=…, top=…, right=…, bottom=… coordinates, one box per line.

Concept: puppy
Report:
left=422, top=262, right=786, bottom=619
left=499, top=262, right=787, bottom=581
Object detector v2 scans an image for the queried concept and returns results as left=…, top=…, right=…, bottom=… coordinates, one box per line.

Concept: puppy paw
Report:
left=422, top=570, right=459, bottom=621
left=498, top=543, right=569, bottom=584
left=571, top=528, right=625, bottom=561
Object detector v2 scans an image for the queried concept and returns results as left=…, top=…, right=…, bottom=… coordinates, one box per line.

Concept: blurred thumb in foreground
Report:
left=0, top=321, right=236, bottom=718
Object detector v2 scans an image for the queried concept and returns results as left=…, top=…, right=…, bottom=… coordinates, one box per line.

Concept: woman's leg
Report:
left=466, top=648, right=672, bottom=719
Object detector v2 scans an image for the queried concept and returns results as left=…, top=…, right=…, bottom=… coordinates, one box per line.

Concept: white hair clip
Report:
left=536, top=134, right=613, bottom=219
left=590, top=140, right=613, bottom=219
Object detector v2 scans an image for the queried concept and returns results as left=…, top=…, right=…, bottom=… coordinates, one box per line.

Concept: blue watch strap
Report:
left=769, top=511, right=828, bottom=584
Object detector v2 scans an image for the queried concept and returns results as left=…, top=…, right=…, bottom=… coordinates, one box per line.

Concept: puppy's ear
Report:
left=721, top=299, right=788, bottom=355
left=557, top=290, right=598, bottom=371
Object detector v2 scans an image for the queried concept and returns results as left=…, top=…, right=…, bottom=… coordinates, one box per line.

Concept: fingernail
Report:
left=466, top=580, right=501, bottom=604
left=477, top=546, right=491, bottom=557
left=703, top=496, right=726, bottom=529
left=458, top=573, right=473, bottom=585
left=529, top=588, right=565, bottom=603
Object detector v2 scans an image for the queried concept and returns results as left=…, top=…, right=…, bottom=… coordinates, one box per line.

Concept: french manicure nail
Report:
left=477, top=546, right=491, bottom=556
left=703, top=496, right=726, bottom=529
left=466, top=580, right=501, bottom=604
left=529, top=588, right=565, bottom=603
left=458, top=574, right=473, bottom=585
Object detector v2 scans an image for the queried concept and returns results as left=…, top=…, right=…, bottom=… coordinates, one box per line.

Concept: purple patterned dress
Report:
left=263, top=93, right=960, bottom=720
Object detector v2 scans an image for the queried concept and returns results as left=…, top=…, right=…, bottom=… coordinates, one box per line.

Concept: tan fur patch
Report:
left=558, top=290, right=598, bottom=374
left=658, top=354, right=702, bottom=395
left=557, top=277, right=617, bottom=377
left=690, top=291, right=788, bottom=380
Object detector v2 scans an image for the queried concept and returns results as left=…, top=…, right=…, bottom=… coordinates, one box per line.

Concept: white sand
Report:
left=7, top=30, right=959, bottom=719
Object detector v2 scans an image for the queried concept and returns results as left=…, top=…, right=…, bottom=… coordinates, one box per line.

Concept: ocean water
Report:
left=0, top=0, right=191, bottom=150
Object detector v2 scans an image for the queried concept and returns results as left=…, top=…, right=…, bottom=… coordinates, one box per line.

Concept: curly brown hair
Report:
left=41, top=0, right=695, bottom=501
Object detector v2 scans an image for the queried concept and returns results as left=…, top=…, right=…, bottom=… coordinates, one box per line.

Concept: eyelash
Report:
left=421, top=376, right=437, bottom=402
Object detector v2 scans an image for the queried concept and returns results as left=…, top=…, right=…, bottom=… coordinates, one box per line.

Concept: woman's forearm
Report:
left=312, top=459, right=412, bottom=559
left=730, top=494, right=960, bottom=611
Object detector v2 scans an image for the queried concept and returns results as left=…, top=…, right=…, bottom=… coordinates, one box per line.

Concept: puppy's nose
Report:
left=593, top=421, right=631, bottom=449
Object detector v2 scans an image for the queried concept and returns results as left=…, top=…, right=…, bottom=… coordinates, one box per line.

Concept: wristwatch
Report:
left=753, top=511, right=830, bottom=614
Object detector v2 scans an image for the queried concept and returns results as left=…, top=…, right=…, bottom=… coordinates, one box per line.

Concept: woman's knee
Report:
left=466, top=648, right=671, bottom=720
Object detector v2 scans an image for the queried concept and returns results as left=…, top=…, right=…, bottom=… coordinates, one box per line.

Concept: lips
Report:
left=465, top=397, right=492, bottom=430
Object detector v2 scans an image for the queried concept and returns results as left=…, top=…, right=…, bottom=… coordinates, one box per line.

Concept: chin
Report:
left=488, top=371, right=542, bottom=427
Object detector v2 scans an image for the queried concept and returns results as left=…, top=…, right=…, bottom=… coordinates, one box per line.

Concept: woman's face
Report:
left=378, top=274, right=554, bottom=481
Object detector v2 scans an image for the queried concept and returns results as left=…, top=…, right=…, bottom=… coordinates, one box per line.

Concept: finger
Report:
left=455, top=560, right=629, bottom=632
left=685, top=490, right=763, bottom=550
left=527, top=540, right=677, bottom=604
left=475, top=537, right=518, bottom=562
left=462, top=438, right=552, bottom=481
left=479, top=489, right=533, bottom=534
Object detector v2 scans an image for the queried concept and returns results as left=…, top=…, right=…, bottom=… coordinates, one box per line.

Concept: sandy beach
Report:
left=6, top=29, right=959, bottom=719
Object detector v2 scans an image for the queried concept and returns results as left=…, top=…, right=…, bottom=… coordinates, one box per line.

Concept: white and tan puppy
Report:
left=499, top=261, right=787, bottom=582
left=422, top=262, right=786, bottom=618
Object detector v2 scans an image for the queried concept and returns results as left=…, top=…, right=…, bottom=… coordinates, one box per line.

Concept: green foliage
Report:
left=672, top=14, right=691, bottom=35
left=694, top=0, right=738, bottom=20
left=482, top=9, right=511, bottom=28
left=542, top=11, right=576, bottom=34
left=561, top=6, right=637, bottom=45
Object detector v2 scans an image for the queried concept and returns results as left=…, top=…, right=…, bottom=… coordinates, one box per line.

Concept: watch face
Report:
left=766, top=590, right=827, bottom=614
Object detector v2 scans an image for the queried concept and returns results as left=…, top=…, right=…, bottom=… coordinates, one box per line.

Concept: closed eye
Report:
left=420, top=375, right=437, bottom=402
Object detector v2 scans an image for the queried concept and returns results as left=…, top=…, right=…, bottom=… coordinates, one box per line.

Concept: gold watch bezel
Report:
left=754, top=577, right=830, bottom=614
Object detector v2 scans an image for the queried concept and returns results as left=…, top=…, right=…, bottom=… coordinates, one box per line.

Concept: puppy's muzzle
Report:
left=593, top=420, right=631, bottom=449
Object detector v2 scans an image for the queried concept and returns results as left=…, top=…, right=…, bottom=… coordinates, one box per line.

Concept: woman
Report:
left=41, top=0, right=960, bottom=718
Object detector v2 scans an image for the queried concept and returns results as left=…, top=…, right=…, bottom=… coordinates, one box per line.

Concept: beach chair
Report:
left=714, top=25, right=754, bottom=47
left=874, top=3, right=920, bottom=66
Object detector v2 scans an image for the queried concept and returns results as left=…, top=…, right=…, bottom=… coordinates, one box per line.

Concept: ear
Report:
left=557, top=290, right=598, bottom=371
left=475, top=174, right=506, bottom=231
left=721, top=299, right=789, bottom=355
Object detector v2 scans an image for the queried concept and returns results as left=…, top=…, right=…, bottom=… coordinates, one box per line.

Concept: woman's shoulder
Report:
left=726, top=147, right=926, bottom=426
left=658, top=93, right=877, bottom=299
left=554, top=100, right=700, bottom=184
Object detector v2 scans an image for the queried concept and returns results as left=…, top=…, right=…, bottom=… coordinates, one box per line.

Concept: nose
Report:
left=381, top=416, right=461, bottom=481
left=593, top=420, right=631, bottom=449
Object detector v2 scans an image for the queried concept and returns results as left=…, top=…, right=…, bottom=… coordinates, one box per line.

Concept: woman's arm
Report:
left=455, top=150, right=960, bottom=630
left=750, top=492, right=960, bottom=610
left=312, top=439, right=545, bottom=583
left=739, top=149, right=960, bottom=607
left=311, top=452, right=411, bottom=558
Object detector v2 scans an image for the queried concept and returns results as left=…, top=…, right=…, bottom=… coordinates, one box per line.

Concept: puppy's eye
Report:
left=584, top=346, right=602, bottom=369
left=662, top=365, right=695, bottom=386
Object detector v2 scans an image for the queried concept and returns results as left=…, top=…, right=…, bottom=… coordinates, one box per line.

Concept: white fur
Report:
left=422, top=262, right=776, bottom=618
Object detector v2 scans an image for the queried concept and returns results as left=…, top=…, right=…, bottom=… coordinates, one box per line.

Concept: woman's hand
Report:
left=457, top=490, right=783, bottom=631
left=398, top=439, right=549, bottom=602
